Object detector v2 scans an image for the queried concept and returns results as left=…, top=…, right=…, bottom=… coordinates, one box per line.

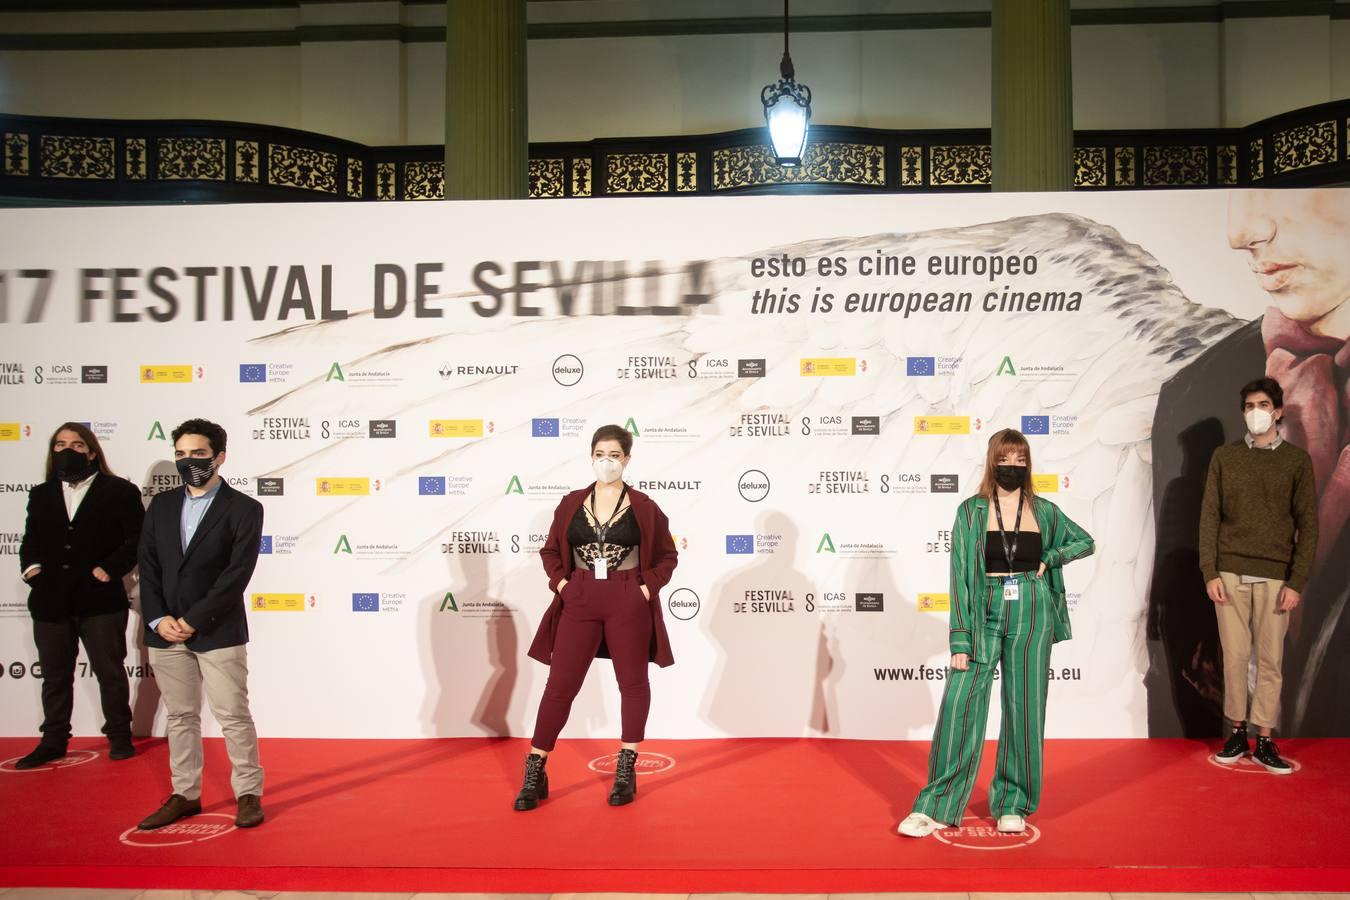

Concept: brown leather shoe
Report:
left=137, top=794, right=201, bottom=830
left=235, top=793, right=264, bottom=828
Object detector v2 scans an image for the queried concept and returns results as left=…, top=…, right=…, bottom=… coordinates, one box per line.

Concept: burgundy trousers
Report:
left=531, top=569, right=653, bottom=751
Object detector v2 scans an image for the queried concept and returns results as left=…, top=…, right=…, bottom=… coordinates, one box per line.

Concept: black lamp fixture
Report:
left=760, top=0, right=812, bottom=167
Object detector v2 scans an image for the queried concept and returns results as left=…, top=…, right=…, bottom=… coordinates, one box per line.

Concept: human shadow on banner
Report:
left=420, top=549, right=607, bottom=745
left=1145, top=417, right=1227, bottom=739
left=128, top=460, right=181, bottom=738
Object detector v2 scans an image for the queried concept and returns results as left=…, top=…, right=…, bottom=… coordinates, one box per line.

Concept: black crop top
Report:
left=568, top=504, right=641, bottom=570
left=984, top=530, right=1042, bottom=573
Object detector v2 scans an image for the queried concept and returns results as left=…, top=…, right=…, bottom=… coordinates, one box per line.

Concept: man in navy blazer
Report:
left=136, top=419, right=266, bottom=831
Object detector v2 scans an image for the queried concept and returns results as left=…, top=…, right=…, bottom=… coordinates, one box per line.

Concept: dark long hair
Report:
left=45, top=422, right=114, bottom=481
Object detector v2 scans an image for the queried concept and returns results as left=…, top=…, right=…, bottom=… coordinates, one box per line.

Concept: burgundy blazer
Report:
left=527, top=484, right=678, bottom=668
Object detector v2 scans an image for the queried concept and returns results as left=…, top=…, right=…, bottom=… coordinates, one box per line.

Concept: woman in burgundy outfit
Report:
left=515, top=424, right=678, bottom=810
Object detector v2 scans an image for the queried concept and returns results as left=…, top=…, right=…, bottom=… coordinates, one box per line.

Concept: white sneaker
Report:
left=996, top=814, right=1026, bottom=833
left=897, top=812, right=944, bottom=837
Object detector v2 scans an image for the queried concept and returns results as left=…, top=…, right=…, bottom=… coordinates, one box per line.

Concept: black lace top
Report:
left=985, top=530, right=1042, bottom=574
left=568, top=504, right=641, bottom=570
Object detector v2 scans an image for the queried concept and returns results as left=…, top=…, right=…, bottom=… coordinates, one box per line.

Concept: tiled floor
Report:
left=1, top=892, right=1349, bottom=900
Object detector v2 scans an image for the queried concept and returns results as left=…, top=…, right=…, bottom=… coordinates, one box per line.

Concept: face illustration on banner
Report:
left=1228, top=190, right=1350, bottom=337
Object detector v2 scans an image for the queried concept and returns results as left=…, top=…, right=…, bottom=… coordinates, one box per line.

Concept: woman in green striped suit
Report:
left=899, top=428, right=1094, bottom=838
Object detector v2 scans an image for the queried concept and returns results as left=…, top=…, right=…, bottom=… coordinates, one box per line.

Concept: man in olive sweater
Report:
left=1199, top=376, right=1318, bottom=774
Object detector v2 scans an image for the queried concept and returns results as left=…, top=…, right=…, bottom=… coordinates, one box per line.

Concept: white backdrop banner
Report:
left=1, top=189, right=1345, bottom=740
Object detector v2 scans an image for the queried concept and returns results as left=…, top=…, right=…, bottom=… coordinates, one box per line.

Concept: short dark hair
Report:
left=172, top=418, right=228, bottom=455
left=1239, top=377, right=1283, bottom=410
left=45, top=422, right=114, bottom=481
left=590, top=424, right=633, bottom=455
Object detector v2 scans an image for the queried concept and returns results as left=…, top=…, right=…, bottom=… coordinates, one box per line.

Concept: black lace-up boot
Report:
left=608, top=748, right=638, bottom=806
left=1253, top=736, right=1293, bottom=775
left=514, top=752, right=549, bottom=811
left=1214, top=723, right=1249, bottom=764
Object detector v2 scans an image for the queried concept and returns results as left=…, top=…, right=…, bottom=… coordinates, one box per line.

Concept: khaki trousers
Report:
left=1216, top=572, right=1289, bottom=729
left=149, top=643, right=263, bottom=800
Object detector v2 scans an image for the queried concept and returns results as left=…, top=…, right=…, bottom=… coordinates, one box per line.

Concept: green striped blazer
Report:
left=948, top=494, right=1095, bottom=663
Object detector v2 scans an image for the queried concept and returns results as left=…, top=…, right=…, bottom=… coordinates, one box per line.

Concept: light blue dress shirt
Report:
left=150, top=481, right=222, bottom=633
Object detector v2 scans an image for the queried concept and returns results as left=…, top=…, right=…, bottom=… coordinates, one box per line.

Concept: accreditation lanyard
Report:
left=587, top=483, right=628, bottom=580
left=992, top=491, right=1025, bottom=601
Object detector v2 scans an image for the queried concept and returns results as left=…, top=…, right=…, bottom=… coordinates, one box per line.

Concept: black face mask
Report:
left=53, top=448, right=95, bottom=484
left=175, top=456, right=216, bottom=488
left=994, top=464, right=1027, bottom=492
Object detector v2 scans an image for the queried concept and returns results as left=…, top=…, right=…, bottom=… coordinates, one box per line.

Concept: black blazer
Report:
left=1150, top=318, right=1350, bottom=737
left=138, top=480, right=264, bottom=652
left=19, top=473, right=145, bottom=622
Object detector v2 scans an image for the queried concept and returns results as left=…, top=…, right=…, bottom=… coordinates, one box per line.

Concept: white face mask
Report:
left=593, top=457, right=624, bottom=485
left=1245, top=408, right=1275, bottom=436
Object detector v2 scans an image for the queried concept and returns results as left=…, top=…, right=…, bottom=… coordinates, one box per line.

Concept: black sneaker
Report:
left=1214, top=725, right=1249, bottom=764
left=1253, top=736, right=1293, bottom=775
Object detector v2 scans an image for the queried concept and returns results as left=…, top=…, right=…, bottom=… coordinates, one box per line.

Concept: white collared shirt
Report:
left=64, top=471, right=98, bottom=519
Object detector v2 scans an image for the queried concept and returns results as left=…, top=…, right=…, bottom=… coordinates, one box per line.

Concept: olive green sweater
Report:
left=1198, top=439, right=1319, bottom=591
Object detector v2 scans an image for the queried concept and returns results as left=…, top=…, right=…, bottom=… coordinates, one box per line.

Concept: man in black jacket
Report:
left=16, top=423, right=145, bottom=769
left=136, top=419, right=266, bottom=830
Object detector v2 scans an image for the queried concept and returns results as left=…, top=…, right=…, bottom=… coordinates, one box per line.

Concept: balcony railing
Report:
left=3, top=99, right=1347, bottom=204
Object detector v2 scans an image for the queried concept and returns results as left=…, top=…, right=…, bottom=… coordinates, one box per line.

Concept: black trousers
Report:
left=32, top=607, right=132, bottom=745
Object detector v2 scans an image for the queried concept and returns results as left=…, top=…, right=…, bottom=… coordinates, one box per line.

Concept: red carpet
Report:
left=1, top=736, right=1347, bottom=893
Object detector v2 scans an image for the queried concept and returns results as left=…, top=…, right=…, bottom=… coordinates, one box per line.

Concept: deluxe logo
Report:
left=429, top=419, right=484, bottom=438
left=1031, top=473, right=1059, bottom=493
left=316, top=478, right=370, bottom=496
left=139, top=364, right=194, bottom=383
left=0, top=363, right=25, bottom=385
left=0, top=423, right=26, bottom=441
left=729, top=412, right=791, bottom=438
left=532, top=417, right=559, bottom=437
left=854, top=592, right=885, bottom=612
left=588, top=752, right=675, bottom=776
left=119, top=812, right=237, bottom=847
left=931, top=474, right=960, bottom=493
left=799, top=357, right=857, bottom=377
left=368, top=420, right=397, bottom=439
left=738, top=469, right=770, bottom=502
left=352, top=593, right=380, bottom=612
left=666, top=588, right=700, bottom=621
left=1021, top=415, right=1050, bottom=435
left=239, top=364, right=266, bottom=383
left=906, top=356, right=935, bottom=376
left=618, top=355, right=677, bottom=380
left=250, top=593, right=306, bottom=612
left=736, top=589, right=796, bottom=613
left=914, top=416, right=970, bottom=435
left=81, top=365, right=108, bottom=384
left=418, top=476, right=446, bottom=495
left=256, top=477, right=284, bottom=496
left=851, top=416, right=880, bottom=436
left=934, top=816, right=1041, bottom=851
left=738, top=358, right=766, bottom=378
left=918, top=593, right=951, bottom=613
left=552, top=354, right=584, bottom=386
left=1, top=749, right=99, bottom=772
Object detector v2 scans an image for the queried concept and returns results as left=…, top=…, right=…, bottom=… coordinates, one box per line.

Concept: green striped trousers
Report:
left=911, top=570, right=1054, bottom=825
